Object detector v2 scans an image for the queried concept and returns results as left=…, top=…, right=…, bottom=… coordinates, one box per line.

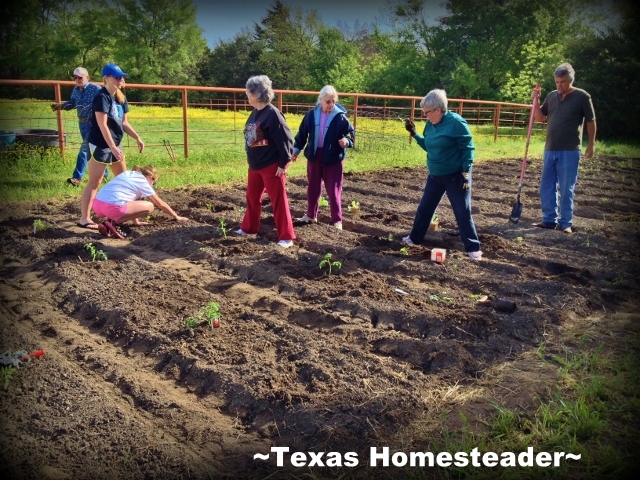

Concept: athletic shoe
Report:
left=234, top=229, right=247, bottom=235
left=468, top=251, right=483, bottom=260
left=102, top=219, right=125, bottom=239
left=67, top=177, right=81, bottom=187
left=98, top=222, right=111, bottom=237
left=334, top=222, right=343, bottom=230
left=277, top=240, right=293, bottom=248
left=295, top=214, right=317, bottom=223
left=402, top=235, right=415, bottom=246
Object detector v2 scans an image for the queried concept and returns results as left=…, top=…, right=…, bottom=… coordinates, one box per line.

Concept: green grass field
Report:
left=0, top=101, right=638, bottom=202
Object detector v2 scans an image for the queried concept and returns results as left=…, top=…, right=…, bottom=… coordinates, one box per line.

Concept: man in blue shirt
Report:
left=51, top=67, right=107, bottom=186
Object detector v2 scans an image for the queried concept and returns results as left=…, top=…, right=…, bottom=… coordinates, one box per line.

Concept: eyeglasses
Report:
left=424, top=108, right=439, bottom=115
left=73, top=75, right=83, bottom=80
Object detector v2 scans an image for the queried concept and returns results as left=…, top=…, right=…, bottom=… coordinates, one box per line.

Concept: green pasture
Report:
left=0, top=101, right=638, bottom=202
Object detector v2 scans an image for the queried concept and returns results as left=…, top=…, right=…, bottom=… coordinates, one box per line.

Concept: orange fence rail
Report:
left=0, top=79, right=542, bottom=158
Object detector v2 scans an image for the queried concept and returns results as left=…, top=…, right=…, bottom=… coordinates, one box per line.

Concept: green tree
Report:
left=308, top=27, right=365, bottom=93
left=111, top=0, right=206, bottom=88
left=500, top=40, right=565, bottom=103
left=0, top=0, right=68, bottom=79
left=204, top=30, right=262, bottom=88
left=564, top=1, right=640, bottom=139
left=253, top=0, right=320, bottom=90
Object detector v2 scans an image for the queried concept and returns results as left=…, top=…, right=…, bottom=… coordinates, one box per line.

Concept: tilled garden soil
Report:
left=1, top=155, right=639, bottom=479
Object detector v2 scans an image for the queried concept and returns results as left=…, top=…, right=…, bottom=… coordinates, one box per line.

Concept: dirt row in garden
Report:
left=1, top=155, right=639, bottom=479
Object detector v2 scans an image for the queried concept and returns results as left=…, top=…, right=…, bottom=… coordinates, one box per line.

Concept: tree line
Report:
left=1, top=0, right=638, bottom=139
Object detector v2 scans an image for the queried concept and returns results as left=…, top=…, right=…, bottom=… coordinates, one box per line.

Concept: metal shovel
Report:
left=510, top=84, right=539, bottom=224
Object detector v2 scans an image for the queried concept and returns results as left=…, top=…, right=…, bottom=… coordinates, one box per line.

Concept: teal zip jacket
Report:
left=412, top=110, right=474, bottom=175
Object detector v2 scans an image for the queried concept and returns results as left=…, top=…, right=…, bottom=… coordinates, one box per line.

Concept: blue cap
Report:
left=101, top=63, right=128, bottom=78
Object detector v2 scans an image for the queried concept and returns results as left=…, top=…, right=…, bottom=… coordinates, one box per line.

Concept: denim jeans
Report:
left=409, top=170, right=481, bottom=253
left=539, top=149, right=580, bottom=229
left=71, top=122, right=108, bottom=180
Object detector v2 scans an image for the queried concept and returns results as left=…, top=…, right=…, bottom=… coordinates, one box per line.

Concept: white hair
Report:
left=317, top=85, right=339, bottom=105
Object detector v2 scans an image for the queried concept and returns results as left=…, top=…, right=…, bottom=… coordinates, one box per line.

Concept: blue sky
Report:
left=192, top=0, right=446, bottom=48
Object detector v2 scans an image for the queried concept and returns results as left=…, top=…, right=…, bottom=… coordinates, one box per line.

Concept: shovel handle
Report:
left=518, top=83, right=540, bottom=184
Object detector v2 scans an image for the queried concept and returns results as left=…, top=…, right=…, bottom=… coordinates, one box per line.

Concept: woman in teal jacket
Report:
left=403, top=89, right=482, bottom=260
left=291, top=85, right=355, bottom=230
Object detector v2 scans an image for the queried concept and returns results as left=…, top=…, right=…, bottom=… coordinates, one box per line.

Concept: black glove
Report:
left=459, top=171, right=470, bottom=191
left=50, top=103, right=61, bottom=111
left=404, top=119, right=416, bottom=136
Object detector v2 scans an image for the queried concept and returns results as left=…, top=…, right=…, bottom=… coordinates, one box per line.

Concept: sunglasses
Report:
left=72, top=75, right=84, bottom=80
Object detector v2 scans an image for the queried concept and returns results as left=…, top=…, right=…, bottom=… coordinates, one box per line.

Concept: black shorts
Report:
left=89, top=143, right=122, bottom=164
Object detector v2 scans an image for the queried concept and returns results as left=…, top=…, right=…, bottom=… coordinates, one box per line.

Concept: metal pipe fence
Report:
left=0, top=79, right=543, bottom=158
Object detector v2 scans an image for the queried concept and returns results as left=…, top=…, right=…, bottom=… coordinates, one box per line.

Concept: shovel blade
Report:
left=510, top=200, right=523, bottom=224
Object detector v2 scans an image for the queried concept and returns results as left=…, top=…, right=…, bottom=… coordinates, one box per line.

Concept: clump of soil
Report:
left=1, top=156, right=639, bottom=479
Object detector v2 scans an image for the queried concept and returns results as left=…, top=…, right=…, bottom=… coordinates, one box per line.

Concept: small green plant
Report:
left=319, top=253, right=342, bottom=275
left=217, top=218, right=227, bottom=239
left=432, top=214, right=438, bottom=222
left=185, top=316, right=198, bottom=329
left=516, top=236, right=523, bottom=243
left=400, top=246, right=409, bottom=255
left=347, top=200, right=360, bottom=212
left=388, top=233, right=394, bottom=241
left=185, top=301, right=221, bottom=330
left=204, top=301, right=221, bottom=328
left=84, top=243, right=108, bottom=261
left=206, top=203, right=213, bottom=211
left=319, top=196, right=329, bottom=207
left=470, top=294, right=483, bottom=301
left=1, top=366, right=18, bottom=390
left=145, top=215, right=152, bottom=222
left=429, top=294, right=440, bottom=301
left=33, top=219, right=47, bottom=234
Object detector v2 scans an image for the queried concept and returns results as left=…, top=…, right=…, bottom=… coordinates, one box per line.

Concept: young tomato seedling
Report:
left=217, top=219, right=228, bottom=239
left=400, top=246, right=409, bottom=256
left=319, top=196, right=329, bottom=207
left=185, top=301, right=221, bottom=330
left=33, top=219, right=47, bottom=234
left=319, top=253, right=342, bottom=276
left=84, top=243, right=108, bottom=261
left=347, top=200, right=360, bottom=213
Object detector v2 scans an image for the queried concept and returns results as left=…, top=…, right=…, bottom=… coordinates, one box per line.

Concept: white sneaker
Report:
left=402, top=235, right=415, bottom=246
left=334, top=222, right=342, bottom=230
left=277, top=240, right=293, bottom=248
left=234, top=229, right=247, bottom=235
left=468, top=250, right=483, bottom=260
left=296, top=214, right=317, bottom=223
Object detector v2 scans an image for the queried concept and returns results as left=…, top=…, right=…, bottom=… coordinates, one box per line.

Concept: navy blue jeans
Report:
left=71, top=122, right=108, bottom=181
left=409, top=170, right=481, bottom=253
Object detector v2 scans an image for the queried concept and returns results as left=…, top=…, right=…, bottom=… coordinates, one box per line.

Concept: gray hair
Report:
left=317, top=85, right=339, bottom=105
left=554, top=63, right=575, bottom=81
left=246, top=75, right=275, bottom=103
left=420, top=89, right=448, bottom=112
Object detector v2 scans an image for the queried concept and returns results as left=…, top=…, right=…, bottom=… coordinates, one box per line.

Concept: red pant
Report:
left=240, top=162, right=295, bottom=241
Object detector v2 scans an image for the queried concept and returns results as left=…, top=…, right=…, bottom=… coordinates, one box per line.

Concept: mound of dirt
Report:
left=1, top=156, right=639, bottom=479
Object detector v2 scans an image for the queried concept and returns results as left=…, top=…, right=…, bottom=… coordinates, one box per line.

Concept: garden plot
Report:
left=0, top=155, right=639, bottom=479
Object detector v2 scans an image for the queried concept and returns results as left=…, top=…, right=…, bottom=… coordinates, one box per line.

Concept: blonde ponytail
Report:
left=103, top=76, right=126, bottom=104
left=132, top=165, right=158, bottom=182
left=114, top=89, right=125, bottom=105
